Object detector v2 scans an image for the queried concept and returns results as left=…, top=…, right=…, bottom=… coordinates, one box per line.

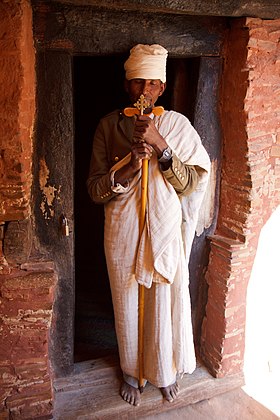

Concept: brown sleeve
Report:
left=160, top=154, right=201, bottom=196
left=87, top=122, right=118, bottom=204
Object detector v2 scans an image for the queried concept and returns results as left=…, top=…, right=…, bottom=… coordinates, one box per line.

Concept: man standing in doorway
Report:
left=87, top=44, right=210, bottom=406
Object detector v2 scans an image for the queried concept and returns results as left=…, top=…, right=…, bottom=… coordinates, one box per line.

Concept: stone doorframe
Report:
left=31, top=3, right=280, bottom=378
left=30, top=4, right=278, bottom=376
left=32, top=3, right=226, bottom=376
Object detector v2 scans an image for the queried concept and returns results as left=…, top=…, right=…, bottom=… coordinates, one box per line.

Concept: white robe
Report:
left=104, top=111, right=210, bottom=387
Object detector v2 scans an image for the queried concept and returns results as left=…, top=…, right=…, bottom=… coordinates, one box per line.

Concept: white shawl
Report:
left=106, top=111, right=210, bottom=288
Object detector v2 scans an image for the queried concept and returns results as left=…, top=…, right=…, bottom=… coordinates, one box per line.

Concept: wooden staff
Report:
left=124, top=95, right=164, bottom=392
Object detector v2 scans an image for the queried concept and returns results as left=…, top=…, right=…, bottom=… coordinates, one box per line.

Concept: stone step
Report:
left=54, top=356, right=244, bottom=419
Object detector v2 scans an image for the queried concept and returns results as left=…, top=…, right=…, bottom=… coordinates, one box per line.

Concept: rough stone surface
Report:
left=0, top=270, right=57, bottom=419
left=0, top=0, right=35, bottom=222
left=0, top=3, right=55, bottom=418
left=201, top=18, right=280, bottom=377
left=53, top=0, right=280, bottom=20
left=3, top=219, right=32, bottom=265
left=146, top=387, right=279, bottom=420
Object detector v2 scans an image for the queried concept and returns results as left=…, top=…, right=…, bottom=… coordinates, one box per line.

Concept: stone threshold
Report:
left=53, top=355, right=244, bottom=419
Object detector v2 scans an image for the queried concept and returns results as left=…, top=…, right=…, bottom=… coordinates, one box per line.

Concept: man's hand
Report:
left=114, top=142, right=153, bottom=186
left=133, top=115, right=168, bottom=157
left=130, top=142, right=153, bottom=171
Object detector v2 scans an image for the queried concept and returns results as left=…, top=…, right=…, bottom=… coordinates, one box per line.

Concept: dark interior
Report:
left=73, top=55, right=200, bottom=362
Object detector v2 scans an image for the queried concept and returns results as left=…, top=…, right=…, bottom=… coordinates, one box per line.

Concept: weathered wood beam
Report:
left=32, top=4, right=228, bottom=55
left=53, top=0, right=280, bottom=19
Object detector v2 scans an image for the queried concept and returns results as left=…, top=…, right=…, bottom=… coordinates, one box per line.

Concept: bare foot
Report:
left=120, top=381, right=141, bottom=406
left=160, top=381, right=180, bottom=402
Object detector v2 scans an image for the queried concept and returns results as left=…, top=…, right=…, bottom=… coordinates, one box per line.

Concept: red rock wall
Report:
left=0, top=0, right=35, bottom=221
left=201, top=18, right=280, bottom=377
left=0, top=1, right=56, bottom=418
left=0, top=269, right=57, bottom=419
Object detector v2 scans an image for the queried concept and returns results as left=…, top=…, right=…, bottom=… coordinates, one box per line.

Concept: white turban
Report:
left=124, top=44, right=168, bottom=83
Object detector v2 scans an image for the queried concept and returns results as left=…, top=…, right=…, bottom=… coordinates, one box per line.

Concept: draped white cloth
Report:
left=104, top=111, right=210, bottom=387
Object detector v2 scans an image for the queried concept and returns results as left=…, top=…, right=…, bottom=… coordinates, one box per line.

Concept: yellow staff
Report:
left=124, top=95, right=164, bottom=391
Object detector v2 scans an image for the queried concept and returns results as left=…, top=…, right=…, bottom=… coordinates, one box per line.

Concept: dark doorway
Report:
left=73, top=55, right=127, bottom=362
left=73, top=55, right=201, bottom=363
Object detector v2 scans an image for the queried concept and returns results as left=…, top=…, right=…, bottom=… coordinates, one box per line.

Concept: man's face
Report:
left=125, top=79, right=166, bottom=108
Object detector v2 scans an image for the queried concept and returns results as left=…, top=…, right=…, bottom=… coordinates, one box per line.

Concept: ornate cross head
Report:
left=133, top=95, right=151, bottom=115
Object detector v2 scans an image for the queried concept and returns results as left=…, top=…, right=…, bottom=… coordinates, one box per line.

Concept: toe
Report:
left=170, top=389, right=176, bottom=399
left=120, top=382, right=141, bottom=406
